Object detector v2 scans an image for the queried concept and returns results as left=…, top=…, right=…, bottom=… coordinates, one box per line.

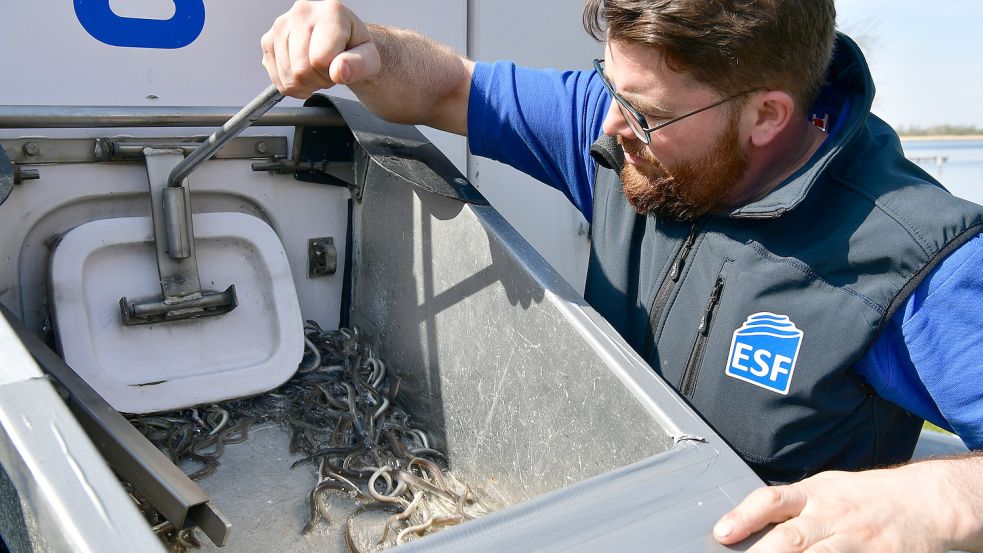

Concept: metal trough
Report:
left=0, top=98, right=763, bottom=552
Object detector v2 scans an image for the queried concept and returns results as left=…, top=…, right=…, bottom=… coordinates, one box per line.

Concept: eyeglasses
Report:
left=593, top=58, right=756, bottom=144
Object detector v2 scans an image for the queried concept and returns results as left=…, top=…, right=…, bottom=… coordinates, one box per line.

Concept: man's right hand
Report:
left=261, top=0, right=382, bottom=99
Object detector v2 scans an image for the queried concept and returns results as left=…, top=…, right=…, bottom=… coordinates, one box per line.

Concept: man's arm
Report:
left=714, top=453, right=983, bottom=552
left=261, top=0, right=473, bottom=135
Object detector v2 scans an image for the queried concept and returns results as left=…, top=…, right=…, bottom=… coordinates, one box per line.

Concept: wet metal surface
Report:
left=193, top=424, right=334, bottom=553
left=190, top=422, right=487, bottom=553
left=128, top=325, right=493, bottom=552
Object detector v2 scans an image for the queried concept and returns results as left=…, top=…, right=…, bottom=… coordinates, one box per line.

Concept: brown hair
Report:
left=583, top=0, right=836, bottom=111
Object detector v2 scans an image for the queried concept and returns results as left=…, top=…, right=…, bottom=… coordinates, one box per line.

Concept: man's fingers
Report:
left=346, top=12, right=374, bottom=49
left=272, top=22, right=294, bottom=95
left=308, top=21, right=348, bottom=85
left=328, top=42, right=381, bottom=85
left=263, top=1, right=377, bottom=96
left=746, top=518, right=831, bottom=553
left=286, top=25, right=317, bottom=93
left=260, top=31, right=284, bottom=93
left=715, top=485, right=808, bottom=545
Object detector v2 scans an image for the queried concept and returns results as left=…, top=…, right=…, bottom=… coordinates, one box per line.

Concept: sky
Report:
left=835, top=0, right=983, bottom=129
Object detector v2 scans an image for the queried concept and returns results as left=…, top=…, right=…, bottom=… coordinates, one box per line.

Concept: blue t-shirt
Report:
left=468, top=61, right=983, bottom=449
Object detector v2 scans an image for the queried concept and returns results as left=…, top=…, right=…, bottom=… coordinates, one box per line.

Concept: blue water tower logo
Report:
left=725, top=312, right=803, bottom=395
left=74, top=0, right=205, bottom=49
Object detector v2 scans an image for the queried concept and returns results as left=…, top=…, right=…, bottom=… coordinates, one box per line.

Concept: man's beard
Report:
left=618, top=116, right=748, bottom=220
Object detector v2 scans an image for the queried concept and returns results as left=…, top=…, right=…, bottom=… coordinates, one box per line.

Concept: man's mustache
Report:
left=616, top=135, right=643, bottom=157
left=616, top=136, right=666, bottom=172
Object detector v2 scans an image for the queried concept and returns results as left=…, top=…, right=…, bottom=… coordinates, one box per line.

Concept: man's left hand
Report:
left=712, top=458, right=983, bottom=552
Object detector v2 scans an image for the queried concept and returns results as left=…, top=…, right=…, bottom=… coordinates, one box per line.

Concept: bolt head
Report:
left=255, top=142, right=269, bottom=154
left=23, top=142, right=40, bottom=156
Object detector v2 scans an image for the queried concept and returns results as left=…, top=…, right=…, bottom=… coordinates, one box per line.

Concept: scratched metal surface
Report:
left=0, top=314, right=164, bottom=553
left=0, top=380, right=165, bottom=553
left=350, top=162, right=675, bottom=508
left=342, top=159, right=767, bottom=552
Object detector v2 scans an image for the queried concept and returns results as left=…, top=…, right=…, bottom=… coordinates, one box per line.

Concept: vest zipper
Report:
left=680, top=274, right=725, bottom=399
left=668, top=226, right=699, bottom=282
left=643, top=223, right=701, bottom=359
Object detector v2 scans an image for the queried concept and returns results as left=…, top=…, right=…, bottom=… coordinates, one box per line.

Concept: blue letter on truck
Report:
left=74, top=0, right=205, bottom=49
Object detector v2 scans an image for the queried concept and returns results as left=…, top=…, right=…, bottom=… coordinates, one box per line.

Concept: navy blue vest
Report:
left=585, top=35, right=983, bottom=484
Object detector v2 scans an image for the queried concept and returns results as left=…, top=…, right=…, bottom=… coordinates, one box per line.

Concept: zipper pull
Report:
left=669, top=226, right=700, bottom=282
left=698, top=276, right=724, bottom=335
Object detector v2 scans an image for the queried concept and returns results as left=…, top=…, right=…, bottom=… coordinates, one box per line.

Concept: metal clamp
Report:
left=119, top=148, right=238, bottom=326
left=119, top=85, right=285, bottom=326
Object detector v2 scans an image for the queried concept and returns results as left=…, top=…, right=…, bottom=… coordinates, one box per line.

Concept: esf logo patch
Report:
left=725, top=312, right=803, bottom=395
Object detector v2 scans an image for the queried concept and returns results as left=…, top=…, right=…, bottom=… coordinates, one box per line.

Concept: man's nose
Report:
left=601, top=100, right=635, bottom=140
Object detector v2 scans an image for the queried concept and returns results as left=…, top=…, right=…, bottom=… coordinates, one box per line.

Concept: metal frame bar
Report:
left=0, top=105, right=343, bottom=128
left=1, top=136, right=288, bottom=164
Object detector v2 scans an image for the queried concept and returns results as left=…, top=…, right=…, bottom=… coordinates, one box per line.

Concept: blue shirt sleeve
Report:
left=856, top=234, right=983, bottom=449
left=467, top=61, right=610, bottom=221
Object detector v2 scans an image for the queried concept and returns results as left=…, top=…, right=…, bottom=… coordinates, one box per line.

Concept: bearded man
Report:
left=262, top=1, right=983, bottom=550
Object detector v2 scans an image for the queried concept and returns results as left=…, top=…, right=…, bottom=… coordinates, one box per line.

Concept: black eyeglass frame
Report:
left=593, top=58, right=757, bottom=144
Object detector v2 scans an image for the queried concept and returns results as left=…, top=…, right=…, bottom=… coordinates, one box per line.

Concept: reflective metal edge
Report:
left=0, top=310, right=166, bottom=553
left=0, top=305, right=232, bottom=547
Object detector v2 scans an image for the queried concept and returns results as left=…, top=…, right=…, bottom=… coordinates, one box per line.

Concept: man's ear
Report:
left=746, top=91, right=796, bottom=147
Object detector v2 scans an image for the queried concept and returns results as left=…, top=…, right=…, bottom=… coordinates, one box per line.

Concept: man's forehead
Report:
left=604, top=40, right=708, bottom=106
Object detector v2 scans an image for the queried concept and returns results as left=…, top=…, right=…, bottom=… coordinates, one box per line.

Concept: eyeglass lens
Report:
left=618, top=102, right=648, bottom=143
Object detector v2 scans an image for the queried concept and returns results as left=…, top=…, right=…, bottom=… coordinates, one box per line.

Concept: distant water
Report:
left=901, top=138, right=983, bottom=206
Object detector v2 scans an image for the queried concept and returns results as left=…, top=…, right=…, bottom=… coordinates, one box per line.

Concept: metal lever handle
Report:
left=161, top=84, right=283, bottom=259
left=167, top=84, right=284, bottom=188
left=120, top=85, right=284, bottom=325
